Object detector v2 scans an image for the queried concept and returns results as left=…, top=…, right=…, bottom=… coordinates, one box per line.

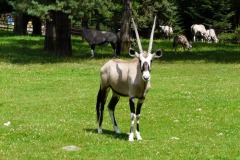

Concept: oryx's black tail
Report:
left=96, top=85, right=102, bottom=122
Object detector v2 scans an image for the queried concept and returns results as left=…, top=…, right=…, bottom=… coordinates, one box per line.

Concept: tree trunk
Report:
left=44, top=10, right=56, bottom=53
left=32, top=16, right=42, bottom=36
left=13, top=12, right=28, bottom=35
left=120, top=0, right=132, bottom=53
left=44, top=10, right=72, bottom=57
left=55, top=11, right=72, bottom=56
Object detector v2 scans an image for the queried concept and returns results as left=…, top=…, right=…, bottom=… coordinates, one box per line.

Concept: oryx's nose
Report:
left=143, top=76, right=150, bottom=81
left=142, top=71, right=151, bottom=81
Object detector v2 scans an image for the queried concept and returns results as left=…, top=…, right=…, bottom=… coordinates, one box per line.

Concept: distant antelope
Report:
left=159, top=25, right=173, bottom=40
left=206, top=29, right=219, bottom=43
left=191, top=24, right=208, bottom=42
left=96, top=16, right=163, bottom=141
left=82, top=28, right=120, bottom=58
left=173, top=35, right=192, bottom=52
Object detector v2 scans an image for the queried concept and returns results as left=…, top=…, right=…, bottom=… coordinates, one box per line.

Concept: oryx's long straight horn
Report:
left=148, top=16, right=157, bottom=53
left=132, top=18, right=143, bottom=53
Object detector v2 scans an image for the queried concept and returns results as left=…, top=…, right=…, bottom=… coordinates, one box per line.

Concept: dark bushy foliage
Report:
left=218, top=27, right=240, bottom=44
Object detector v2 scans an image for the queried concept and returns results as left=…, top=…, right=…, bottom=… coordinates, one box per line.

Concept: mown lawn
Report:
left=0, top=31, right=240, bottom=159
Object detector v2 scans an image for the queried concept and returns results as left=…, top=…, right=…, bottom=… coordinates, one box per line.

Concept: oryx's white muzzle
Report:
left=142, top=71, right=150, bottom=81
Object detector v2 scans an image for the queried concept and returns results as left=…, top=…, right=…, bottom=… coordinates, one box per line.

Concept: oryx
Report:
left=82, top=28, right=120, bottom=58
left=96, top=16, right=163, bottom=141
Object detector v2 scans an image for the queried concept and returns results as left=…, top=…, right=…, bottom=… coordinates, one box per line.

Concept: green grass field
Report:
left=0, top=30, right=240, bottom=159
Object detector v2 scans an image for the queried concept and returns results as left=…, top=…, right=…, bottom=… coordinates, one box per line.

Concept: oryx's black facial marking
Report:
left=138, top=54, right=154, bottom=81
left=139, top=60, right=142, bottom=71
left=139, top=56, right=152, bottom=72
left=142, top=61, right=150, bottom=72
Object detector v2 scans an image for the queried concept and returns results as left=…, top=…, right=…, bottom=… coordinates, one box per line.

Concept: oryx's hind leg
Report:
left=96, top=85, right=109, bottom=133
left=90, top=44, right=95, bottom=58
left=108, top=92, right=120, bottom=134
left=110, top=42, right=118, bottom=57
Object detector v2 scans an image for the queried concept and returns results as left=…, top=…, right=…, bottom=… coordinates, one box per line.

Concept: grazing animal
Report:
left=82, top=28, right=120, bottom=58
left=206, top=29, right=219, bottom=43
left=96, top=16, right=163, bottom=141
left=173, top=35, right=192, bottom=52
left=191, top=24, right=208, bottom=42
left=159, top=25, right=173, bottom=39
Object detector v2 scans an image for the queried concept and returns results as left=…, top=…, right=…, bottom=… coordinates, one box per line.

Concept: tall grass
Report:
left=0, top=31, right=240, bottom=159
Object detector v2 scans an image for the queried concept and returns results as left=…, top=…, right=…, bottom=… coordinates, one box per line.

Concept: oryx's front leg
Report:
left=129, top=97, right=136, bottom=141
left=128, top=98, right=144, bottom=141
left=136, top=99, right=144, bottom=141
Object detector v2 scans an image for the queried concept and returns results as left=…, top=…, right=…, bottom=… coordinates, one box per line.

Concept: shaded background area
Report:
left=0, top=31, right=239, bottom=64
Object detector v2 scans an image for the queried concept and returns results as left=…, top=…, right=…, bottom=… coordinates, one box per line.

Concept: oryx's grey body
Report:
left=206, top=29, right=219, bottom=43
left=100, top=58, right=150, bottom=98
left=173, top=35, right=192, bottom=52
left=96, top=16, right=163, bottom=141
left=191, top=24, right=208, bottom=42
left=82, top=28, right=119, bottom=57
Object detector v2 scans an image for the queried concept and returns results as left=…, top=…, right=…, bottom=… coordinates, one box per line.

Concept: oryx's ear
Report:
left=129, top=48, right=140, bottom=58
left=152, top=49, right=163, bottom=58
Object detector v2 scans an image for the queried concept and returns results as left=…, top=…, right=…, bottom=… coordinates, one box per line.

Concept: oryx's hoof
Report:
left=137, top=135, right=142, bottom=141
left=115, top=129, right=121, bottom=134
left=114, top=126, right=121, bottom=134
left=136, top=131, right=142, bottom=141
left=98, top=127, right=102, bottom=134
left=128, top=133, right=134, bottom=141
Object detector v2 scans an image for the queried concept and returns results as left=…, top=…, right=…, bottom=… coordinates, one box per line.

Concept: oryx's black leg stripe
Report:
left=108, top=96, right=119, bottom=126
left=129, top=98, right=135, bottom=114
left=90, top=44, right=95, bottom=51
left=108, top=96, right=119, bottom=110
left=136, top=103, right=143, bottom=115
left=137, top=123, right=140, bottom=132
left=98, top=89, right=108, bottom=128
left=129, top=97, right=136, bottom=135
left=99, top=101, right=105, bottom=127
left=136, top=100, right=144, bottom=132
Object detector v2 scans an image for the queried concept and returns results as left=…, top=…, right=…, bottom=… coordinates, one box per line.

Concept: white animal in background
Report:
left=159, top=25, right=173, bottom=39
left=191, top=24, right=208, bottom=42
left=206, top=29, right=219, bottom=43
